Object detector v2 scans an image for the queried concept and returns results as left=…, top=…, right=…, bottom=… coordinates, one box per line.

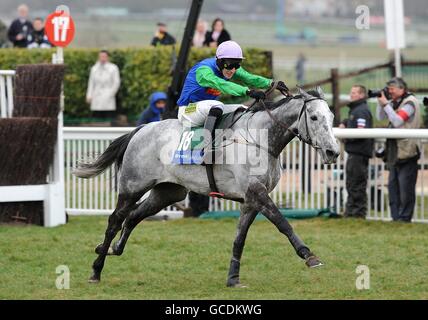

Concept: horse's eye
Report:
left=310, top=115, right=318, bottom=121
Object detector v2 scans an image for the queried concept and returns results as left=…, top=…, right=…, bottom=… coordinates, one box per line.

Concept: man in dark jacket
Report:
left=26, top=17, right=52, bottom=49
left=136, top=92, right=167, bottom=125
left=151, top=23, right=176, bottom=46
left=7, top=4, right=33, bottom=48
left=339, top=85, right=374, bottom=218
left=203, top=18, right=231, bottom=48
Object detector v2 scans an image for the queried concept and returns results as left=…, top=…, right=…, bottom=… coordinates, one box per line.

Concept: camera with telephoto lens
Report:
left=375, top=146, right=385, bottom=158
left=368, top=87, right=391, bottom=100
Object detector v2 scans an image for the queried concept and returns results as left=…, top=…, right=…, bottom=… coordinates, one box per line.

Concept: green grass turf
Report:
left=1, top=216, right=427, bottom=299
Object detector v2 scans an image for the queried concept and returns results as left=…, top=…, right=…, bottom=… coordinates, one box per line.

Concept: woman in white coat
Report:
left=86, top=50, right=121, bottom=121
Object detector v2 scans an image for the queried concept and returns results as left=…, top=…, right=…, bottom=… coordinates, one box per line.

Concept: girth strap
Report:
left=205, top=164, right=224, bottom=198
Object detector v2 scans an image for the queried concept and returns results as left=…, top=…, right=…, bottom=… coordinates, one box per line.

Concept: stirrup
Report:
left=209, top=191, right=225, bottom=198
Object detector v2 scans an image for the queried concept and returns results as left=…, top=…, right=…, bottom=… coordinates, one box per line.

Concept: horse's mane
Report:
left=250, top=96, right=295, bottom=113
left=250, top=90, right=322, bottom=113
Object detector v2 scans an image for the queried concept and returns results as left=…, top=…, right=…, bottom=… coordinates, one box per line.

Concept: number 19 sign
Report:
left=44, top=10, right=75, bottom=47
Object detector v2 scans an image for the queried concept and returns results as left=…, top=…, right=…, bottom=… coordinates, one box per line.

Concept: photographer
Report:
left=339, top=85, right=373, bottom=218
left=376, top=77, right=421, bottom=222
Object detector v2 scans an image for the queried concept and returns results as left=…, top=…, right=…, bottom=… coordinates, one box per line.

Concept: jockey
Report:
left=177, top=40, right=287, bottom=139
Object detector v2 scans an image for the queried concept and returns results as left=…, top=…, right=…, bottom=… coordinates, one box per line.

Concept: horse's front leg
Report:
left=247, top=182, right=323, bottom=267
left=227, top=203, right=258, bottom=288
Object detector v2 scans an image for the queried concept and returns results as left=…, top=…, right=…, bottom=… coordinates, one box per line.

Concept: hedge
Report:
left=0, top=47, right=273, bottom=120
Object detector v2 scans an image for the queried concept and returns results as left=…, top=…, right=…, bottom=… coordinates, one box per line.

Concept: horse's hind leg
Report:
left=110, top=183, right=187, bottom=256
left=89, top=193, right=140, bottom=283
left=227, top=203, right=258, bottom=288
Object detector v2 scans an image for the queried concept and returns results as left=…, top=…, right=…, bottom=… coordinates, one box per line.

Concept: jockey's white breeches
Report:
left=178, top=100, right=224, bottom=127
left=178, top=100, right=245, bottom=127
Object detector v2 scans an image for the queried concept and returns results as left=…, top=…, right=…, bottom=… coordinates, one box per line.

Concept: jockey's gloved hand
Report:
left=247, top=89, right=266, bottom=101
left=274, top=80, right=289, bottom=93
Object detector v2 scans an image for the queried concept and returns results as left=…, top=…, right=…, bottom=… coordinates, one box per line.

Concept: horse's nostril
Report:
left=326, top=149, right=338, bottom=158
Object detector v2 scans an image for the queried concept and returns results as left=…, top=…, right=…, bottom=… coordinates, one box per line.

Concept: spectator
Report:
left=376, top=77, right=421, bottom=222
left=192, top=19, right=208, bottom=48
left=86, top=50, right=121, bottom=122
left=136, top=92, right=167, bottom=126
left=26, top=17, right=52, bottom=49
left=339, top=85, right=373, bottom=218
left=295, top=53, right=306, bottom=85
left=0, top=19, right=7, bottom=47
left=7, top=4, right=33, bottom=48
left=151, top=22, right=176, bottom=46
left=204, top=18, right=231, bottom=48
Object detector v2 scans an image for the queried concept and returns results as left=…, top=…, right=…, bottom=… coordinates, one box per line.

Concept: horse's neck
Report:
left=261, top=100, right=302, bottom=158
left=249, top=100, right=300, bottom=126
left=272, top=130, right=296, bottom=158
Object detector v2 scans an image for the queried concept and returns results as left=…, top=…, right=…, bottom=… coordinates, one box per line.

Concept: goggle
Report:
left=223, top=61, right=241, bottom=70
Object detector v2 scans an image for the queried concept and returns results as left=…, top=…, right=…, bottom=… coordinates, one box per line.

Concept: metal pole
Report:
left=393, top=0, right=402, bottom=77
left=394, top=45, right=402, bottom=77
left=164, top=0, right=204, bottom=119
left=331, top=68, right=340, bottom=126
left=276, top=0, right=286, bottom=38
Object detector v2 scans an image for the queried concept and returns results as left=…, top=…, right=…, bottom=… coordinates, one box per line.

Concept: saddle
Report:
left=172, top=105, right=246, bottom=198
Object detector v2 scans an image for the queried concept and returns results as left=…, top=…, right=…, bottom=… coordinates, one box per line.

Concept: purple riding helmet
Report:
left=215, top=40, right=245, bottom=60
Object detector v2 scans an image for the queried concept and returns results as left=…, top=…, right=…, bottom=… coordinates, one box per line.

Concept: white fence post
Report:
left=44, top=47, right=66, bottom=227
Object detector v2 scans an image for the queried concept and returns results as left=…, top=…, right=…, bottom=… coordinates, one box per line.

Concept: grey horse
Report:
left=73, top=87, right=340, bottom=286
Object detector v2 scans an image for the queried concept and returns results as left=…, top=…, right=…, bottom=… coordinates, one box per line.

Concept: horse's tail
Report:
left=72, top=125, right=145, bottom=179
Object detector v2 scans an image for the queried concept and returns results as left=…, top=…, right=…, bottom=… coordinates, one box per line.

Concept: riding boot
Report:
left=202, top=107, right=223, bottom=164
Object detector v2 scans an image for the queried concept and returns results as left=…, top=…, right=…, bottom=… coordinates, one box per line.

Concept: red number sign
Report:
left=44, top=11, right=75, bottom=47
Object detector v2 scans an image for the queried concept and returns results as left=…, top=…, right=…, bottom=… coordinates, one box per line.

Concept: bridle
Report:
left=295, top=97, right=323, bottom=149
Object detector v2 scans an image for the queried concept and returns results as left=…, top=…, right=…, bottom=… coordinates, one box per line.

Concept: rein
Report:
left=221, top=82, right=291, bottom=133
left=216, top=85, right=325, bottom=156
left=257, top=96, right=324, bottom=150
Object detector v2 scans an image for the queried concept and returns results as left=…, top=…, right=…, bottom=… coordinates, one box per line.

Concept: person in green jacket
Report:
left=177, top=40, right=288, bottom=134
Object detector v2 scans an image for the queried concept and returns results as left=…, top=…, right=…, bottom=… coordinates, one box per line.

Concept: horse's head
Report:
left=295, top=87, right=340, bottom=164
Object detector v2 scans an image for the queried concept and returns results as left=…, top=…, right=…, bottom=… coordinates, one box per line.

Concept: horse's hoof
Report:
left=95, top=243, right=104, bottom=254
left=108, top=242, right=123, bottom=256
left=88, top=275, right=100, bottom=283
left=95, top=243, right=117, bottom=255
left=227, top=279, right=248, bottom=288
left=305, top=255, right=324, bottom=268
left=107, top=246, right=115, bottom=255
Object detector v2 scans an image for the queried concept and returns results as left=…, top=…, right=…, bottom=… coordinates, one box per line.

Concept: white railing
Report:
left=63, top=127, right=183, bottom=218
left=64, top=127, right=428, bottom=223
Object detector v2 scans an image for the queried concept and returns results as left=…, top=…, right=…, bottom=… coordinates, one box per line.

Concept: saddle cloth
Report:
left=172, top=105, right=246, bottom=165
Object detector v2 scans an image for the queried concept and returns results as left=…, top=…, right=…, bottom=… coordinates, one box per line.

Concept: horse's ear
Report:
left=297, top=86, right=311, bottom=99
left=316, top=86, right=325, bottom=99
